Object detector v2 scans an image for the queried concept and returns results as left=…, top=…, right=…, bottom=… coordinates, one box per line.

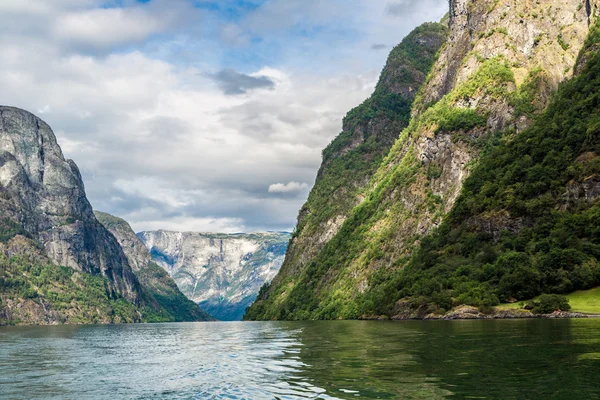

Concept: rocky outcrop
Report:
left=565, top=175, right=600, bottom=204
left=422, top=0, right=596, bottom=111
left=0, top=106, right=140, bottom=303
left=95, top=212, right=152, bottom=272
left=390, top=305, right=589, bottom=320
left=138, top=230, right=290, bottom=320
left=95, top=212, right=212, bottom=321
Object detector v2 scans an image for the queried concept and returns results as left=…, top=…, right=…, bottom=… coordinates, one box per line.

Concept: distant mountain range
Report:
left=138, top=230, right=290, bottom=321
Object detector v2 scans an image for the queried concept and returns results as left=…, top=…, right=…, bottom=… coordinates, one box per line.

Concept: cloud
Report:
left=385, top=0, right=446, bottom=18
left=211, top=69, right=276, bottom=95
left=371, top=43, right=388, bottom=50
left=135, top=216, right=246, bottom=234
left=220, top=23, right=251, bottom=47
left=54, top=7, right=168, bottom=50
left=0, top=0, right=449, bottom=233
left=0, top=0, right=199, bottom=54
left=268, top=182, right=309, bottom=193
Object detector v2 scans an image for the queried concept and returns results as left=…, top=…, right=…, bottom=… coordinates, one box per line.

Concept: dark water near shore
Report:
left=1, top=319, right=600, bottom=399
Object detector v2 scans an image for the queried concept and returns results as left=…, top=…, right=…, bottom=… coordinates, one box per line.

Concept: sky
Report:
left=0, top=0, right=447, bottom=233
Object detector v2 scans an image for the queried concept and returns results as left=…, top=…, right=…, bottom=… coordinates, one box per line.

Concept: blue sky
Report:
left=0, top=0, right=447, bottom=232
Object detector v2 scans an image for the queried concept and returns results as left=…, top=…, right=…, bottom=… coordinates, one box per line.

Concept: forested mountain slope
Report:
left=279, top=22, right=449, bottom=279
left=246, top=0, right=600, bottom=320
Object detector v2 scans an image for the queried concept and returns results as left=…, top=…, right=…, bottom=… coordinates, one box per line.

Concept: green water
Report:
left=1, top=319, right=599, bottom=399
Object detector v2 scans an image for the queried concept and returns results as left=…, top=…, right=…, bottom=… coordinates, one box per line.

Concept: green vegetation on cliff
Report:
left=294, top=22, right=449, bottom=238
left=246, top=15, right=600, bottom=321
left=138, top=260, right=212, bottom=322
left=0, top=209, right=213, bottom=325
left=246, top=40, right=521, bottom=322
left=0, top=236, right=170, bottom=325
left=372, top=34, right=600, bottom=315
left=246, top=22, right=448, bottom=320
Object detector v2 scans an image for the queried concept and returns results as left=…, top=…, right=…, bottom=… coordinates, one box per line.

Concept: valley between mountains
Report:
left=2, top=0, right=600, bottom=324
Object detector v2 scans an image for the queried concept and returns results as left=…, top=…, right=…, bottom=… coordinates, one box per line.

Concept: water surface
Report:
left=1, top=319, right=599, bottom=399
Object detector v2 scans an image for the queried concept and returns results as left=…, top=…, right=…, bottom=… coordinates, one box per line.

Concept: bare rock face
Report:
left=424, top=0, right=597, bottom=109
left=565, top=175, right=600, bottom=204
left=0, top=106, right=139, bottom=302
left=138, top=230, right=290, bottom=320
left=95, top=211, right=152, bottom=272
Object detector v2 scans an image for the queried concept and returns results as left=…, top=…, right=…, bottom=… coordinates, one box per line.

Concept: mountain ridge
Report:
left=95, top=212, right=213, bottom=322
left=246, top=0, right=600, bottom=320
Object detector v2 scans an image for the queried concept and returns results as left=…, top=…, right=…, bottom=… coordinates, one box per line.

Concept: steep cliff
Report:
left=0, top=235, right=144, bottom=325
left=0, top=106, right=181, bottom=325
left=0, top=106, right=141, bottom=302
left=95, top=212, right=213, bottom=322
left=282, top=22, right=449, bottom=280
left=246, top=0, right=600, bottom=320
left=138, top=231, right=289, bottom=320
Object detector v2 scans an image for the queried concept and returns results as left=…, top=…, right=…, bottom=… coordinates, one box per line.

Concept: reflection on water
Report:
left=1, top=319, right=599, bottom=399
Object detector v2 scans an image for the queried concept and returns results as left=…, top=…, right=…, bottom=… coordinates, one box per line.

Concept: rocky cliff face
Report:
left=246, top=1, right=600, bottom=320
left=95, top=212, right=213, bottom=321
left=94, top=212, right=152, bottom=273
left=0, top=106, right=140, bottom=302
left=358, top=0, right=600, bottom=268
left=0, top=234, right=141, bottom=325
left=138, top=231, right=289, bottom=320
left=0, top=107, right=210, bottom=325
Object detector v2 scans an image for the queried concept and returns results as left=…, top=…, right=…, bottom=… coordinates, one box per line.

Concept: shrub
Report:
left=531, top=294, right=571, bottom=314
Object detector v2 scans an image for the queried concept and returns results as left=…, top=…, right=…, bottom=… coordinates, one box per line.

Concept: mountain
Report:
left=0, top=106, right=206, bottom=325
left=246, top=0, right=600, bottom=320
left=281, top=22, right=448, bottom=284
left=95, top=212, right=213, bottom=322
left=138, top=231, right=290, bottom=320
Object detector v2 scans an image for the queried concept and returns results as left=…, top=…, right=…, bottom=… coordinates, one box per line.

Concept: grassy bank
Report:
left=499, top=287, right=600, bottom=314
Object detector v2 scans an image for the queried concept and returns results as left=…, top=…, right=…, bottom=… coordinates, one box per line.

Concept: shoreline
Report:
left=362, top=305, right=600, bottom=321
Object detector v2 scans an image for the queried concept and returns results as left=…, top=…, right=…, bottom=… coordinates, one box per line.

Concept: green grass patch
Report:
left=498, top=287, right=600, bottom=314
left=565, top=288, right=600, bottom=314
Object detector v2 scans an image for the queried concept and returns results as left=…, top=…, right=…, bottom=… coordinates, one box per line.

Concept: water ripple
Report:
left=1, top=319, right=600, bottom=399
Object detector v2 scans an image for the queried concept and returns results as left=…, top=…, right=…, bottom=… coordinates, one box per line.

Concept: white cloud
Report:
left=53, top=8, right=169, bottom=50
left=220, top=23, right=251, bottom=47
left=134, top=216, right=246, bottom=234
left=268, top=182, right=309, bottom=193
left=0, top=0, right=199, bottom=54
left=0, top=0, right=448, bottom=233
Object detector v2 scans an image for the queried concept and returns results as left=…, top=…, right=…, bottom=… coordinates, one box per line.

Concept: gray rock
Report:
left=0, top=106, right=140, bottom=303
left=95, top=211, right=152, bottom=273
